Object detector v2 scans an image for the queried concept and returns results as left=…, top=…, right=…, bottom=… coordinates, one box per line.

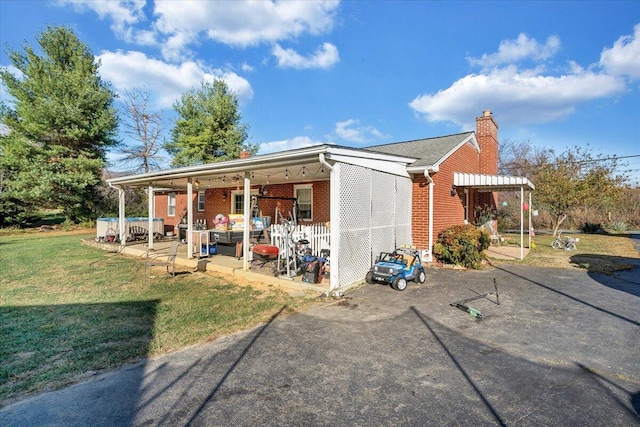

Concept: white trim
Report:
left=406, top=134, right=479, bottom=174
left=107, top=145, right=415, bottom=187
left=197, top=191, right=206, bottom=211
left=231, top=189, right=258, bottom=214
left=325, top=153, right=411, bottom=178
left=167, top=192, right=176, bottom=217
left=294, top=184, right=313, bottom=222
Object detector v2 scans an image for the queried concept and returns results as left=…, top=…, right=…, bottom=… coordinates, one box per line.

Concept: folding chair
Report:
left=145, top=241, right=181, bottom=281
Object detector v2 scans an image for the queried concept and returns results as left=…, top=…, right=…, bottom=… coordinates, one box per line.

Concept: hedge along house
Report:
left=107, top=110, right=534, bottom=291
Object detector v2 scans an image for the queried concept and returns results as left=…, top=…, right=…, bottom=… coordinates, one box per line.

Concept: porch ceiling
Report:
left=144, top=159, right=329, bottom=190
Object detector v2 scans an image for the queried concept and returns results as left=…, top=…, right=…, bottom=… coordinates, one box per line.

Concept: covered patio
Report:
left=106, top=145, right=417, bottom=291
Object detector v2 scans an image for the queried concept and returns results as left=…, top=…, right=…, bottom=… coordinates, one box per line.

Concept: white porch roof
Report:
left=454, top=173, right=535, bottom=192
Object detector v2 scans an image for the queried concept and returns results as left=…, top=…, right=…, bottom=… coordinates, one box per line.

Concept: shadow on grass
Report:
left=569, top=254, right=640, bottom=297
left=0, top=300, right=159, bottom=409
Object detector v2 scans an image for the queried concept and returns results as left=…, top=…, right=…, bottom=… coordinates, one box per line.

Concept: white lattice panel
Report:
left=339, top=165, right=371, bottom=230
left=335, top=163, right=413, bottom=288
left=394, top=176, right=413, bottom=246
left=339, top=229, right=372, bottom=286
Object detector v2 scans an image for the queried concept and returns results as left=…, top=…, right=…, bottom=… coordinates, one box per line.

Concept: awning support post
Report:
left=148, top=185, right=154, bottom=251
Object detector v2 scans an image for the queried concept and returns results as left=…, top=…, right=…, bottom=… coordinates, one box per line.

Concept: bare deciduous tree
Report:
left=117, top=87, right=165, bottom=173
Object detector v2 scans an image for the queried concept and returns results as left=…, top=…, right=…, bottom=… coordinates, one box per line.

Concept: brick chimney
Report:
left=476, top=110, right=498, bottom=175
left=239, top=149, right=251, bottom=159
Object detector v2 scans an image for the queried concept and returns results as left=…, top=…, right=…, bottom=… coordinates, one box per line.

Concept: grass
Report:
left=0, top=231, right=317, bottom=406
left=493, top=232, right=640, bottom=274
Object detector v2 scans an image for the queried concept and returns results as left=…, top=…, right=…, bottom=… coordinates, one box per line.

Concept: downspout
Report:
left=108, top=182, right=127, bottom=249
left=319, top=153, right=338, bottom=293
left=423, top=166, right=438, bottom=263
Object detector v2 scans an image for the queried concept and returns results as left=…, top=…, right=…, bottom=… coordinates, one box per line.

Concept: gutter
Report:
left=423, top=166, right=438, bottom=263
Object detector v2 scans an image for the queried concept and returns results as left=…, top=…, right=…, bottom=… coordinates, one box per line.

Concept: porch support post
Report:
left=118, top=187, right=126, bottom=245
left=520, top=186, right=524, bottom=260
left=148, top=185, right=154, bottom=251
left=243, top=172, right=250, bottom=271
left=328, top=162, right=339, bottom=290
left=187, top=179, right=194, bottom=258
left=528, top=191, right=532, bottom=250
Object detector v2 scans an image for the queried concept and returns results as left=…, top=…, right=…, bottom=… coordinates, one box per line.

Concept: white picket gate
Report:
left=269, top=223, right=330, bottom=256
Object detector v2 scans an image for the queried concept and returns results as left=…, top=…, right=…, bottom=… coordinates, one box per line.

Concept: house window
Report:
left=198, top=191, right=205, bottom=211
left=294, top=185, right=312, bottom=221
left=231, top=190, right=258, bottom=214
left=168, top=192, right=176, bottom=216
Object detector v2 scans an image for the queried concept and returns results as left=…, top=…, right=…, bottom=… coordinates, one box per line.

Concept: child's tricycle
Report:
left=365, top=246, right=426, bottom=291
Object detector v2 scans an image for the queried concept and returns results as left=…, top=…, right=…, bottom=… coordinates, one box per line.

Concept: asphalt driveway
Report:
left=1, top=264, right=639, bottom=426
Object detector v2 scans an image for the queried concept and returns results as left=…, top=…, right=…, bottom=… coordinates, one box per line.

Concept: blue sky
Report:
left=1, top=1, right=639, bottom=182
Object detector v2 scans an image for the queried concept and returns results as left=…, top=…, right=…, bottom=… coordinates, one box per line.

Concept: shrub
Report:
left=580, top=222, right=603, bottom=234
left=433, top=224, right=490, bottom=269
left=607, top=221, right=627, bottom=233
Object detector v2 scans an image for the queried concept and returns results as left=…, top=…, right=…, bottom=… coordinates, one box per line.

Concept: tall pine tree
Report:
left=166, top=80, right=254, bottom=167
left=0, top=25, right=117, bottom=224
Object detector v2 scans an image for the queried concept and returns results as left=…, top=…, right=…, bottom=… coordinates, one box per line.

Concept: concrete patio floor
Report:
left=484, top=244, right=530, bottom=260
left=84, top=238, right=330, bottom=297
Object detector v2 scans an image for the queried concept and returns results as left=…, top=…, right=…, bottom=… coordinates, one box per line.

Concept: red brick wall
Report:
left=154, top=180, right=330, bottom=231
left=411, top=112, right=500, bottom=249
left=412, top=142, right=483, bottom=248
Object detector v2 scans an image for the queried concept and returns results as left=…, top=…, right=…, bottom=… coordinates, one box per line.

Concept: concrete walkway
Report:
left=2, top=264, right=638, bottom=426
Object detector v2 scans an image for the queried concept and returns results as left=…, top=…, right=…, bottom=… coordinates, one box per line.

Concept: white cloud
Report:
left=58, top=0, right=341, bottom=63
left=272, top=43, right=339, bottom=69
left=241, top=62, right=255, bottom=73
left=97, top=50, right=254, bottom=109
left=410, top=66, right=625, bottom=129
left=600, top=23, right=640, bottom=80
left=335, top=119, right=385, bottom=143
left=258, top=136, right=329, bottom=154
left=153, top=0, right=339, bottom=56
left=467, top=33, right=561, bottom=69
left=57, top=0, right=146, bottom=42
left=410, top=28, right=638, bottom=129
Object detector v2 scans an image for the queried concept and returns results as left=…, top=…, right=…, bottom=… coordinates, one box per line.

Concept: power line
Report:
left=500, top=154, right=640, bottom=171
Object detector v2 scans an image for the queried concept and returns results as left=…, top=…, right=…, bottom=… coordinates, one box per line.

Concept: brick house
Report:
left=107, top=110, right=534, bottom=289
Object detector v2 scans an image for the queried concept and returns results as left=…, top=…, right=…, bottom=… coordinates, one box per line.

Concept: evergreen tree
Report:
left=0, top=25, right=117, bottom=224
left=166, top=80, right=254, bottom=167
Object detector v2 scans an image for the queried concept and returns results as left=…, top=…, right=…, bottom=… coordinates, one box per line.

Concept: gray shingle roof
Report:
left=364, top=132, right=475, bottom=169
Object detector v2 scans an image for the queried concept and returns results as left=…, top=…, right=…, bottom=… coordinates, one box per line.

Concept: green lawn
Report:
left=496, top=232, right=640, bottom=274
left=0, top=231, right=316, bottom=406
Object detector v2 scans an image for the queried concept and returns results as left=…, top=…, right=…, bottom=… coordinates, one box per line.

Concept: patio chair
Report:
left=145, top=241, right=181, bottom=280
left=486, top=220, right=504, bottom=245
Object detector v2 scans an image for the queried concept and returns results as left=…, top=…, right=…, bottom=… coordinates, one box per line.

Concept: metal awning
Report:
left=454, top=172, right=535, bottom=261
left=454, top=173, right=535, bottom=192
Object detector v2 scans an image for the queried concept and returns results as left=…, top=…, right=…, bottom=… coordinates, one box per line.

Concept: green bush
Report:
left=433, top=224, right=490, bottom=269
left=580, top=222, right=603, bottom=234
left=607, top=221, right=627, bottom=233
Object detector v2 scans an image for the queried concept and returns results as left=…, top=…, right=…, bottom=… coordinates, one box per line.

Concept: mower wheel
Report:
left=392, top=276, right=407, bottom=291
left=416, top=270, right=426, bottom=284
left=365, top=271, right=374, bottom=284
